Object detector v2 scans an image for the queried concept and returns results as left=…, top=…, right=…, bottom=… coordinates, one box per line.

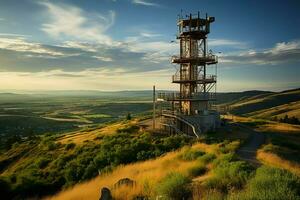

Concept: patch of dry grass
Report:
left=45, top=143, right=213, bottom=200
left=57, top=120, right=139, bottom=144
left=248, top=100, right=300, bottom=119
left=256, top=122, right=300, bottom=134
left=257, top=150, right=300, bottom=176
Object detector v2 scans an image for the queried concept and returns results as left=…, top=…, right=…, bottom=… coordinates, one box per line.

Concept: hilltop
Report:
left=0, top=88, right=300, bottom=199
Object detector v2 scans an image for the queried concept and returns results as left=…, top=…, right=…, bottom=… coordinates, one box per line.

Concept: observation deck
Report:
left=172, top=73, right=216, bottom=84
left=171, top=55, right=218, bottom=65
left=158, top=92, right=216, bottom=101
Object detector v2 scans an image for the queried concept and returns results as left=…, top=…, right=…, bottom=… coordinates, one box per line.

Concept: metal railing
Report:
left=171, top=55, right=218, bottom=63
left=161, top=110, right=199, bottom=138
left=172, top=73, right=216, bottom=82
left=158, top=92, right=216, bottom=101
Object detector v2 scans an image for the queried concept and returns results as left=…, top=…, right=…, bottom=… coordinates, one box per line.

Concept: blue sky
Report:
left=0, top=0, right=299, bottom=92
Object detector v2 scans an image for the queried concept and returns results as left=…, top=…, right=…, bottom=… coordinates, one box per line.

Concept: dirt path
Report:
left=236, top=124, right=266, bottom=166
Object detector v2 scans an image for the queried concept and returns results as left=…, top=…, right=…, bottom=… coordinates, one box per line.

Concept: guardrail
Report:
left=172, top=73, right=216, bottom=82
left=171, top=55, right=218, bottom=64
left=158, top=92, right=216, bottom=101
left=161, top=110, right=199, bottom=138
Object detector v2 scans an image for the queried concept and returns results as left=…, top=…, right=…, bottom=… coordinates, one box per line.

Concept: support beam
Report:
left=153, top=85, right=156, bottom=129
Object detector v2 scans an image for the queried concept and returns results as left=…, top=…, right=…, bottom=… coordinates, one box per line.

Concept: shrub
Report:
left=197, top=153, right=216, bottom=164
left=178, top=147, right=205, bottom=161
left=117, top=125, right=139, bottom=133
left=187, top=164, right=206, bottom=177
left=205, top=159, right=254, bottom=192
left=156, top=172, right=191, bottom=200
left=212, top=153, right=237, bottom=166
left=218, top=141, right=240, bottom=154
left=228, top=166, right=300, bottom=200
left=35, top=157, right=51, bottom=169
left=65, top=142, right=76, bottom=150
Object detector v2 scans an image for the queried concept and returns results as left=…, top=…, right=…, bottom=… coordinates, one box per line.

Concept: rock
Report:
left=99, top=187, right=112, bottom=200
left=114, top=178, right=136, bottom=189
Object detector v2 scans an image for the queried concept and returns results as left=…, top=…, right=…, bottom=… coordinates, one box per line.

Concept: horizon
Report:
left=0, top=0, right=300, bottom=92
left=1, top=87, right=299, bottom=95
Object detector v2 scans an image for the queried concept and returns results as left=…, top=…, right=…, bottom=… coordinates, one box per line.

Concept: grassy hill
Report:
left=0, top=118, right=195, bottom=199
left=1, top=89, right=300, bottom=199
left=47, top=127, right=300, bottom=200
left=229, top=88, right=300, bottom=120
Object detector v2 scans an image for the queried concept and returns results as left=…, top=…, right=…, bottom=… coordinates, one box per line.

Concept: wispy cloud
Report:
left=39, top=1, right=116, bottom=46
left=0, top=37, right=65, bottom=56
left=219, top=40, right=300, bottom=65
left=0, top=33, right=30, bottom=38
left=93, top=55, right=113, bottom=62
left=209, top=39, right=248, bottom=49
left=0, top=68, right=174, bottom=90
left=132, top=0, right=159, bottom=7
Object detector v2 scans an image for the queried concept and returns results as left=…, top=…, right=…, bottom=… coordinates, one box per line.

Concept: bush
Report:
left=197, top=153, right=216, bottom=164
left=211, top=153, right=237, bottom=167
left=187, top=164, right=206, bottom=177
left=178, top=147, right=205, bottom=161
left=65, top=142, right=76, bottom=150
left=116, top=125, right=139, bottom=133
left=218, top=141, right=240, bottom=154
left=156, top=172, right=191, bottom=200
left=228, top=166, right=300, bottom=200
left=35, top=157, right=51, bottom=169
left=205, top=158, right=254, bottom=192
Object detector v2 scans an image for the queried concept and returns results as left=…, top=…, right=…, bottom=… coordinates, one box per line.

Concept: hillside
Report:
left=0, top=118, right=195, bottom=199
left=47, top=120, right=300, bottom=200
left=229, top=88, right=300, bottom=120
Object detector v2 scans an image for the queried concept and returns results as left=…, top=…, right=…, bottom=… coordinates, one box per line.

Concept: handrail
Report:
left=161, top=111, right=199, bottom=138
left=171, top=54, right=218, bottom=61
left=157, top=92, right=216, bottom=101
left=172, top=73, right=216, bottom=82
left=160, top=123, right=186, bottom=135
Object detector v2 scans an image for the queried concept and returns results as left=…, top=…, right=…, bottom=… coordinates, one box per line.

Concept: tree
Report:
left=126, top=113, right=132, bottom=120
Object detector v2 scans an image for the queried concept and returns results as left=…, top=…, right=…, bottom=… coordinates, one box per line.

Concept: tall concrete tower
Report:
left=158, top=12, right=220, bottom=137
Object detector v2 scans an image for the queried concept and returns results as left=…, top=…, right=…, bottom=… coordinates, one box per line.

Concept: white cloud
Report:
left=0, top=68, right=174, bottom=91
left=62, top=41, right=98, bottom=52
left=0, top=37, right=64, bottom=56
left=39, top=1, right=116, bottom=46
left=93, top=56, right=113, bottom=62
left=0, top=33, right=30, bottom=38
left=209, top=39, right=248, bottom=49
left=132, top=0, right=159, bottom=7
left=219, top=40, right=300, bottom=65
left=140, top=32, right=161, bottom=38
left=268, top=40, right=300, bottom=54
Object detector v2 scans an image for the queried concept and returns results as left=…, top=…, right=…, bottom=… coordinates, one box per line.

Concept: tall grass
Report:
left=156, top=172, right=191, bottom=200
left=203, top=153, right=254, bottom=192
left=257, top=150, right=300, bottom=176
left=46, top=143, right=212, bottom=200
left=228, top=166, right=300, bottom=200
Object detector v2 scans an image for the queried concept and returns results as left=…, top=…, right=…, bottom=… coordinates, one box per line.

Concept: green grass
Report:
left=156, top=172, right=191, bottom=200
left=0, top=130, right=194, bottom=199
left=228, top=166, right=300, bottom=200
left=197, top=153, right=216, bottom=164
left=83, top=114, right=111, bottom=118
left=187, top=163, right=206, bottom=177
left=178, top=147, right=205, bottom=161
left=204, top=154, right=254, bottom=192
